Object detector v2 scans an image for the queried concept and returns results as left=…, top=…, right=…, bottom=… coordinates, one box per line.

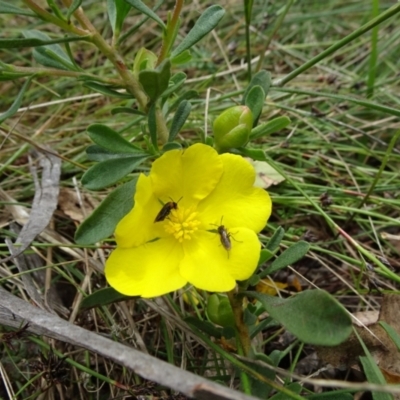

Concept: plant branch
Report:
left=157, top=0, right=184, bottom=65
left=227, top=289, right=251, bottom=356
left=22, top=0, right=88, bottom=36
left=60, top=0, right=148, bottom=110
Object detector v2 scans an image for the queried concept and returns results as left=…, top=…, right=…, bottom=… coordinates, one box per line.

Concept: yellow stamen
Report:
left=164, top=207, right=201, bottom=242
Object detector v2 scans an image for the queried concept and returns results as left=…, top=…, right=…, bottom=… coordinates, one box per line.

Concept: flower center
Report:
left=164, top=206, right=201, bottom=242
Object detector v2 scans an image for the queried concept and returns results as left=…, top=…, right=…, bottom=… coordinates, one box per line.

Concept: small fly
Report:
left=217, top=224, right=232, bottom=251
left=154, top=197, right=182, bottom=223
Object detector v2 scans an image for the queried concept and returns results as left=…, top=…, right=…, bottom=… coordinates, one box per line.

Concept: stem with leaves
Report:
left=227, top=289, right=251, bottom=356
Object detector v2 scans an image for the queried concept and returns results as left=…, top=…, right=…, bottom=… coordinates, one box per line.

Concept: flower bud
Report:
left=133, top=48, right=157, bottom=78
left=207, top=294, right=235, bottom=327
left=213, top=105, right=253, bottom=152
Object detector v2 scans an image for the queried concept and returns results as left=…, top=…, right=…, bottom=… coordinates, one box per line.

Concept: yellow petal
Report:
left=179, top=228, right=260, bottom=292
left=105, top=238, right=186, bottom=297
left=198, top=153, right=271, bottom=233
left=115, top=174, right=166, bottom=248
left=150, top=143, right=223, bottom=207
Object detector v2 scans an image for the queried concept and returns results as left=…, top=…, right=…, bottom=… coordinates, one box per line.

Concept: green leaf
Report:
left=80, top=287, right=132, bottom=309
left=171, top=5, right=225, bottom=58
left=185, top=316, right=222, bottom=339
left=107, top=0, right=131, bottom=34
left=244, top=85, right=265, bottom=123
left=266, top=227, right=285, bottom=252
left=258, top=249, right=274, bottom=266
left=355, top=328, right=391, bottom=400
left=359, top=356, right=391, bottom=400
left=262, top=241, right=310, bottom=277
left=86, top=145, right=145, bottom=162
left=0, top=36, right=85, bottom=49
left=123, top=0, right=165, bottom=29
left=306, top=391, right=354, bottom=399
left=22, top=30, right=77, bottom=71
left=268, top=383, right=302, bottom=399
left=171, top=49, right=192, bottom=65
left=0, top=2, right=36, bottom=16
left=139, top=59, right=171, bottom=103
left=87, top=124, right=143, bottom=153
left=161, top=72, right=187, bottom=99
left=238, top=147, right=266, bottom=161
left=75, top=178, right=137, bottom=245
left=66, top=0, right=82, bottom=21
left=242, top=70, right=271, bottom=104
left=169, top=100, right=191, bottom=141
left=380, top=321, right=400, bottom=351
left=111, top=106, right=145, bottom=116
left=247, top=290, right=352, bottom=346
left=83, top=82, right=132, bottom=98
left=82, top=157, right=146, bottom=190
left=148, top=103, right=158, bottom=148
left=0, top=76, right=34, bottom=124
left=169, top=89, right=198, bottom=110
left=250, top=116, right=291, bottom=140
left=163, top=142, right=182, bottom=151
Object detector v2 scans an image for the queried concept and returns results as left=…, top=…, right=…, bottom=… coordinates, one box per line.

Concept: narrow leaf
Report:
left=247, top=290, right=352, bottom=346
left=66, top=0, right=82, bottom=20
left=107, top=0, right=131, bottom=34
left=250, top=116, right=291, bottom=140
left=80, top=287, right=132, bottom=309
left=242, top=70, right=271, bottom=104
left=171, top=49, right=192, bottom=65
left=262, top=241, right=310, bottom=276
left=83, top=82, right=132, bottom=98
left=23, top=30, right=77, bottom=71
left=169, top=100, right=191, bottom=141
left=380, top=321, right=400, bottom=351
left=123, top=0, right=165, bottom=29
left=111, top=107, right=145, bottom=116
left=266, top=227, right=285, bottom=252
left=163, top=142, right=182, bottom=151
left=86, top=145, right=145, bottom=162
left=148, top=103, right=158, bottom=149
left=82, top=157, right=146, bottom=190
left=0, top=76, right=34, bottom=124
left=87, top=124, right=143, bottom=153
left=161, top=72, right=187, bottom=99
left=0, top=36, right=84, bottom=49
left=245, top=85, right=265, bottom=123
left=0, top=2, right=36, bottom=16
left=171, top=5, right=225, bottom=58
left=359, top=356, right=391, bottom=400
left=139, top=59, right=171, bottom=103
left=75, top=178, right=137, bottom=244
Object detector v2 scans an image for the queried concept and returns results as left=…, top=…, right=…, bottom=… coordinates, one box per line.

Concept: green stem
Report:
left=22, top=0, right=87, bottom=36
left=155, top=106, right=169, bottom=144
left=59, top=0, right=148, bottom=111
left=227, top=290, right=251, bottom=356
left=273, top=2, right=400, bottom=87
left=157, top=0, right=184, bottom=65
left=8, top=65, right=122, bottom=84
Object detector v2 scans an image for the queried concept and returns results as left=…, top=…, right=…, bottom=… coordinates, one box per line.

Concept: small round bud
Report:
left=213, top=105, right=253, bottom=152
left=207, top=294, right=235, bottom=327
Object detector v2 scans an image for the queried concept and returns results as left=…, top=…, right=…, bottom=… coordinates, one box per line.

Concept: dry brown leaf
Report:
left=58, top=187, right=98, bottom=222
left=246, top=158, right=285, bottom=188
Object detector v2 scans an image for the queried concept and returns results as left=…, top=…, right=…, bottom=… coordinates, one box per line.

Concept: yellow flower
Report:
left=105, top=143, right=272, bottom=298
